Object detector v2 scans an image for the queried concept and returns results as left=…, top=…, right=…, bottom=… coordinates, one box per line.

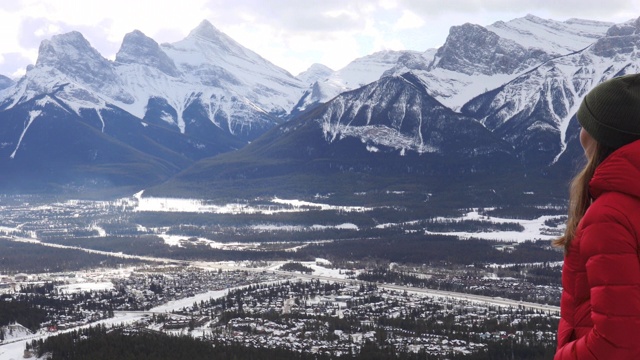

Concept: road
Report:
left=281, top=271, right=559, bottom=313
left=1, top=234, right=560, bottom=359
left=5, top=235, right=561, bottom=314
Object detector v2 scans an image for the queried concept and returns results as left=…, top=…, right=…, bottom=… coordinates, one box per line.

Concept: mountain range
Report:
left=1, top=15, right=639, bottom=205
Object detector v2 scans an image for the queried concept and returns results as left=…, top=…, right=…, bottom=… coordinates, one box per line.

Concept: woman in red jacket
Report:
left=555, top=74, right=640, bottom=359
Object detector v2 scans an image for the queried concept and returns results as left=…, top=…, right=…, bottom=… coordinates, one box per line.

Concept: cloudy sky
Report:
left=0, top=0, right=638, bottom=78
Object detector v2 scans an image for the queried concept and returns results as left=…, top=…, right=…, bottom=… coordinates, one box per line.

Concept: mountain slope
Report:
left=150, top=16, right=638, bottom=205
left=148, top=73, right=523, bottom=202
left=0, top=15, right=636, bottom=201
left=0, top=21, right=307, bottom=193
left=293, top=50, right=422, bottom=113
left=383, top=15, right=613, bottom=111
left=0, top=75, right=13, bottom=90
left=0, top=96, right=184, bottom=193
left=462, top=17, right=640, bottom=167
left=296, top=63, right=334, bottom=86
left=487, top=15, right=613, bottom=55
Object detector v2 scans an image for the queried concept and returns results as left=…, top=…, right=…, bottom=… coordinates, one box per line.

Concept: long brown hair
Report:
left=554, top=142, right=614, bottom=252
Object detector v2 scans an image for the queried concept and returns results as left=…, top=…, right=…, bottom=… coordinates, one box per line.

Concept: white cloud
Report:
left=394, top=10, right=425, bottom=30
left=0, top=0, right=638, bottom=77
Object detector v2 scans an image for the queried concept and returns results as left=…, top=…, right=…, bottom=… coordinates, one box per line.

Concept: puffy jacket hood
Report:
left=590, top=139, right=640, bottom=200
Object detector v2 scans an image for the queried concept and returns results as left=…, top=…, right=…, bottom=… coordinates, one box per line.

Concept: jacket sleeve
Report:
left=555, top=204, right=640, bottom=360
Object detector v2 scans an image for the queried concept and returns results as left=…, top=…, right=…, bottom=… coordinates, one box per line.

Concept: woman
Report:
left=555, top=73, right=640, bottom=359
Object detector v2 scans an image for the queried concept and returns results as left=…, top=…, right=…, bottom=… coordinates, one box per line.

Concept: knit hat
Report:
left=577, top=73, right=640, bottom=149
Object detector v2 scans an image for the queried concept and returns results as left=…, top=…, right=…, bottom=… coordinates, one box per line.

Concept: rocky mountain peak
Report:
left=115, top=30, right=178, bottom=77
left=167, top=19, right=260, bottom=72
left=297, top=63, right=334, bottom=86
left=33, top=31, right=132, bottom=103
left=592, top=17, right=640, bottom=57
left=432, top=23, right=531, bottom=75
left=383, top=52, right=433, bottom=77
left=183, top=19, right=244, bottom=54
left=1, top=14, right=635, bottom=196
left=36, top=31, right=105, bottom=68
left=604, top=16, right=640, bottom=37
left=187, top=19, right=222, bottom=40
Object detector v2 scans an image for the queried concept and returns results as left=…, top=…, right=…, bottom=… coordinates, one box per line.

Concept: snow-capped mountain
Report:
left=161, top=20, right=305, bottom=120
left=294, top=50, right=423, bottom=113
left=150, top=15, right=639, bottom=202
left=150, top=72, right=520, bottom=199
left=1, top=20, right=305, bottom=138
left=462, top=17, right=640, bottom=167
left=296, top=64, right=334, bottom=87
left=487, top=15, right=612, bottom=56
left=0, top=14, right=638, bottom=199
left=0, top=20, right=307, bottom=192
left=375, top=15, right=612, bottom=113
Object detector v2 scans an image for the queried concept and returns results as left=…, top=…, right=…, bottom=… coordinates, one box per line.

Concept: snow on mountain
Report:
left=312, top=73, right=508, bottom=156
left=487, top=14, right=613, bottom=56
left=162, top=20, right=305, bottom=118
left=296, top=63, right=334, bottom=86
left=115, top=30, right=179, bottom=77
left=383, top=15, right=615, bottom=111
left=0, top=20, right=312, bottom=191
left=295, top=50, right=419, bottom=112
left=0, top=31, right=125, bottom=119
left=289, top=15, right=640, bottom=171
left=330, top=50, right=417, bottom=90
left=36, top=31, right=134, bottom=104
left=0, top=14, right=637, bottom=194
left=0, top=20, right=308, bottom=146
left=461, top=17, right=640, bottom=164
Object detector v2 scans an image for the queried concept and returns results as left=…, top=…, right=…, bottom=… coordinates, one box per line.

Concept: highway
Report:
left=5, top=235, right=561, bottom=314
left=282, top=271, right=559, bottom=313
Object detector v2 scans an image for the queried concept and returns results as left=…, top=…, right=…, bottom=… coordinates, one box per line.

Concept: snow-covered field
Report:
left=133, top=192, right=373, bottom=215
left=0, top=194, right=565, bottom=359
left=55, top=281, right=114, bottom=294
left=374, top=208, right=563, bottom=243
left=134, top=194, right=559, bottom=245
left=424, top=209, right=563, bottom=242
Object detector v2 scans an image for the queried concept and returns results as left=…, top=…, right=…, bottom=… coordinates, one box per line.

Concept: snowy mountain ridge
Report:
left=380, top=15, right=613, bottom=112
left=487, top=14, right=613, bottom=56
left=295, top=50, right=424, bottom=112
left=1, top=20, right=306, bottom=139
left=461, top=17, right=640, bottom=165
left=299, top=14, right=615, bottom=115
left=269, top=15, right=640, bottom=176
left=0, top=20, right=313, bottom=192
left=0, top=14, right=637, bottom=195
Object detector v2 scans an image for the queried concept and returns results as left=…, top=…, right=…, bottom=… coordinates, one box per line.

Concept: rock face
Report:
left=0, top=15, right=636, bottom=199
left=0, top=21, right=306, bottom=193
left=115, top=30, right=179, bottom=77
left=153, top=16, right=637, bottom=201
left=591, top=18, right=640, bottom=57
left=431, top=23, right=550, bottom=76
left=35, top=31, right=133, bottom=104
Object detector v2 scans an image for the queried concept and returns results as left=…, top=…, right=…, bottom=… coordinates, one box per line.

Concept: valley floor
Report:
left=0, top=194, right=563, bottom=359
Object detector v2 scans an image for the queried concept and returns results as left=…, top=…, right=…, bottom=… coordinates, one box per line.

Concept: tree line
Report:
left=0, top=238, right=143, bottom=273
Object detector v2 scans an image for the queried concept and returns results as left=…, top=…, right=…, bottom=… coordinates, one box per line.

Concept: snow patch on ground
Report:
left=425, top=209, right=563, bottom=242
left=56, top=282, right=114, bottom=294
left=133, top=192, right=372, bottom=215
left=1, top=323, right=33, bottom=341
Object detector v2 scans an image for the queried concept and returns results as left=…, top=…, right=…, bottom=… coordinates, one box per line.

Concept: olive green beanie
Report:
left=577, top=73, right=640, bottom=149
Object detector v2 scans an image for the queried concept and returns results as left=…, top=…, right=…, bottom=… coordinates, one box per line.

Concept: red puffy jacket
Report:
left=555, top=140, right=640, bottom=359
